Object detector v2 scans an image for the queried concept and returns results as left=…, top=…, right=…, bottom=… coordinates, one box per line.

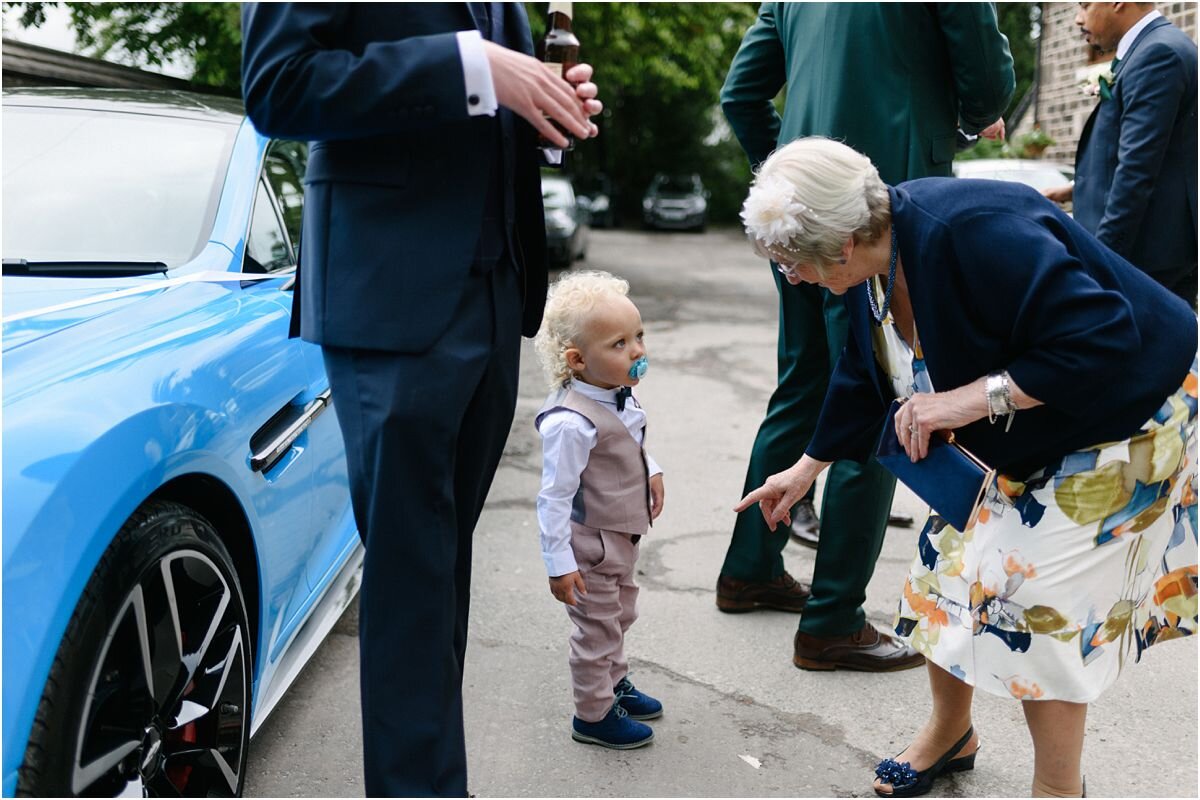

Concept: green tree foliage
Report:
left=4, top=2, right=241, bottom=89
left=527, top=2, right=759, bottom=224
left=997, top=2, right=1040, bottom=121
left=6, top=2, right=1040, bottom=222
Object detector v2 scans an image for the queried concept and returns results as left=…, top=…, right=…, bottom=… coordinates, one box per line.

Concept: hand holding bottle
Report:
left=565, top=62, right=601, bottom=137
left=483, top=41, right=593, bottom=147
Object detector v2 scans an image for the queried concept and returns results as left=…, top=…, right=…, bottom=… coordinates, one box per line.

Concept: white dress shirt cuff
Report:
left=544, top=549, right=579, bottom=578
left=456, top=30, right=498, bottom=117
left=646, top=454, right=663, bottom=478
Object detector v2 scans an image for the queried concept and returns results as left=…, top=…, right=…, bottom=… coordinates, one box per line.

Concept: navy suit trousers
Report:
left=322, top=261, right=522, bottom=797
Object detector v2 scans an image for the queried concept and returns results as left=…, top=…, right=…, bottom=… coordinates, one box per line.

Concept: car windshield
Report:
left=3, top=105, right=237, bottom=268
left=542, top=180, right=572, bottom=209
left=656, top=176, right=698, bottom=194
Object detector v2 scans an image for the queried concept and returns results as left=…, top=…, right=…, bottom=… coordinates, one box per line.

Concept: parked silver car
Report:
left=642, top=173, right=708, bottom=232
left=542, top=174, right=588, bottom=269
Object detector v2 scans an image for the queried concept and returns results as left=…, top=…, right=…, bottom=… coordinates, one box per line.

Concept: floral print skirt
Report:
left=894, top=368, right=1198, bottom=703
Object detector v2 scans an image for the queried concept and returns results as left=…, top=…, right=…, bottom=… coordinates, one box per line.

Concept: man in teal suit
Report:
left=716, top=3, right=1015, bottom=671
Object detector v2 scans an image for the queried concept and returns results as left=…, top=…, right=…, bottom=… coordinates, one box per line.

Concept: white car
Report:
left=952, top=158, right=1074, bottom=192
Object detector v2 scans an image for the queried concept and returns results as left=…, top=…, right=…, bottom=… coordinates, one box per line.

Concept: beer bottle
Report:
left=539, top=1, right=579, bottom=150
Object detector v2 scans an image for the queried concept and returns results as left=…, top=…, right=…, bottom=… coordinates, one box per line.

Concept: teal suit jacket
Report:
left=721, top=3, right=1015, bottom=182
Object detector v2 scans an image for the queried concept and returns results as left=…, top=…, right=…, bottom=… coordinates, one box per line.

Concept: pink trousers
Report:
left=565, top=522, right=641, bottom=722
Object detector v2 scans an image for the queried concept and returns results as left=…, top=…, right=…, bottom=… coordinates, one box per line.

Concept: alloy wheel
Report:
left=70, top=549, right=247, bottom=797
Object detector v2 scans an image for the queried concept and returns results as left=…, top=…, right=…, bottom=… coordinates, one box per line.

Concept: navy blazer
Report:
left=1074, top=16, right=1198, bottom=281
left=807, top=179, right=1197, bottom=479
left=241, top=3, right=548, bottom=353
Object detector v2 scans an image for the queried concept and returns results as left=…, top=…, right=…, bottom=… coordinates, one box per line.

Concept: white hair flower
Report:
left=740, top=177, right=810, bottom=247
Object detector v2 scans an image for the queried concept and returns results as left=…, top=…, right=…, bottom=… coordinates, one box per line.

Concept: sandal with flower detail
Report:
left=873, top=726, right=977, bottom=798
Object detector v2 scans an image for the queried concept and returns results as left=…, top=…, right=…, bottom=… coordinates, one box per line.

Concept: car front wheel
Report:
left=17, top=500, right=252, bottom=797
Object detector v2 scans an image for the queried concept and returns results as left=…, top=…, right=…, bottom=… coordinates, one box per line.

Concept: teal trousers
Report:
left=722, top=265, right=896, bottom=637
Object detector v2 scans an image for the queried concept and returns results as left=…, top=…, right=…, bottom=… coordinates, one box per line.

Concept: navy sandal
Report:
left=873, top=726, right=977, bottom=798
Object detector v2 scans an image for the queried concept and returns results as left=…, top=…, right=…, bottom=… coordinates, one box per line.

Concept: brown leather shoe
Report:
left=790, top=499, right=820, bottom=548
left=794, top=623, right=925, bottom=672
left=716, top=571, right=811, bottom=613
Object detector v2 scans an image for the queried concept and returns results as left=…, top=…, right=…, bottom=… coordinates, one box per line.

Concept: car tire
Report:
left=16, top=500, right=252, bottom=798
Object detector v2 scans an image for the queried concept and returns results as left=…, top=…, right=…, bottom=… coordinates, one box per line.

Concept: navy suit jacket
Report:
left=1074, top=16, right=1198, bottom=281
left=241, top=3, right=548, bottom=353
left=807, top=179, right=1197, bottom=479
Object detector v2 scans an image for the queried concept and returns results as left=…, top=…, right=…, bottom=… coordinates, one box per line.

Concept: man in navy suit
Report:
left=241, top=4, right=601, bottom=795
left=1044, top=3, right=1197, bottom=306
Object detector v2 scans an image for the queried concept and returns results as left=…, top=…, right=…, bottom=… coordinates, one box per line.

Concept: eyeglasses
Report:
left=775, top=262, right=799, bottom=279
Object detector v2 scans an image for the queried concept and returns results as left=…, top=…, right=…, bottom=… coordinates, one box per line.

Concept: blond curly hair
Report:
left=534, top=270, right=631, bottom=389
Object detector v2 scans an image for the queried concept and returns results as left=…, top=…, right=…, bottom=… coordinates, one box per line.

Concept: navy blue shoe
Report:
left=614, top=676, right=663, bottom=720
left=571, top=703, right=654, bottom=750
left=873, top=727, right=976, bottom=797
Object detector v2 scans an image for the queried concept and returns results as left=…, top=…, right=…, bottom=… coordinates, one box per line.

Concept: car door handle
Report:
left=250, top=389, right=331, bottom=472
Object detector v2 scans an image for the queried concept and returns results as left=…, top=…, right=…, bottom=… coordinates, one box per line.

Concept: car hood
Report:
left=2, top=246, right=234, bottom=353
left=2, top=275, right=172, bottom=351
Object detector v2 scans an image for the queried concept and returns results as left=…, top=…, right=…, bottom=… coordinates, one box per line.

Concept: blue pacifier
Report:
left=628, top=356, right=649, bottom=380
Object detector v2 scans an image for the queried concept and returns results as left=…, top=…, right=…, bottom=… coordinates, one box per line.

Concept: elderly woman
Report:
left=735, top=138, right=1197, bottom=799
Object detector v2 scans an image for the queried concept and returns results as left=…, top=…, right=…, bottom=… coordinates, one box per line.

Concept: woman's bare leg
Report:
left=1023, top=699, right=1086, bottom=797
left=874, top=661, right=979, bottom=795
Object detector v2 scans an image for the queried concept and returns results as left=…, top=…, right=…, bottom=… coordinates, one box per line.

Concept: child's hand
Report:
left=549, top=571, right=587, bottom=606
left=650, top=473, right=665, bottom=520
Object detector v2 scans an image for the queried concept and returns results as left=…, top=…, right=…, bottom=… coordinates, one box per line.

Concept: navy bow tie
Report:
left=615, top=386, right=633, bottom=412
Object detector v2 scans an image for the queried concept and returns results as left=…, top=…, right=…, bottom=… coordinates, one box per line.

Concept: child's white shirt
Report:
left=536, top=379, right=662, bottom=578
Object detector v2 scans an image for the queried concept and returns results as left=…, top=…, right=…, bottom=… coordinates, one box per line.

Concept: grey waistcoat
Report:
left=536, top=387, right=652, bottom=536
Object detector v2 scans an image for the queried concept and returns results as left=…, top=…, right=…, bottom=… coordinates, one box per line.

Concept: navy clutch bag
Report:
left=875, top=399, right=996, bottom=531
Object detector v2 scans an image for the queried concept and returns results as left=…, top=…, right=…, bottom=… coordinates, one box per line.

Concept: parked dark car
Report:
left=542, top=174, right=588, bottom=269
left=643, top=173, right=708, bottom=232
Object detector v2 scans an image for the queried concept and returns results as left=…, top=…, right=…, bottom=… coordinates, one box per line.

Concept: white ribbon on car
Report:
left=2, top=270, right=285, bottom=324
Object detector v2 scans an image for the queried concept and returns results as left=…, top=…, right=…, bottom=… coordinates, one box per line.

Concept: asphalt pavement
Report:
left=245, top=228, right=1198, bottom=798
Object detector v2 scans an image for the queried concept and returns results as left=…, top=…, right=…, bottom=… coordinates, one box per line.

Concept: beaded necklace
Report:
left=868, top=224, right=898, bottom=323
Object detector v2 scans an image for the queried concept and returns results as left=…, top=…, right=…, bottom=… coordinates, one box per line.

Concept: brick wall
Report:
left=1030, top=2, right=1196, bottom=163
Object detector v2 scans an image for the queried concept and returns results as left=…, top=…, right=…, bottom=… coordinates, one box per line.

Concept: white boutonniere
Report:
left=741, top=176, right=813, bottom=247
left=1078, top=63, right=1115, bottom=100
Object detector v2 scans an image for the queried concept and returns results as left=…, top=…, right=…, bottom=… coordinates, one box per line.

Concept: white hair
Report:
left=741, top=137, right=890, bottom=277
left=534, top=270, right=631, bottom=389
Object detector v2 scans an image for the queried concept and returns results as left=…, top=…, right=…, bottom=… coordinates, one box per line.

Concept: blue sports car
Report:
left=3, top=88, right=362, bottom=796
